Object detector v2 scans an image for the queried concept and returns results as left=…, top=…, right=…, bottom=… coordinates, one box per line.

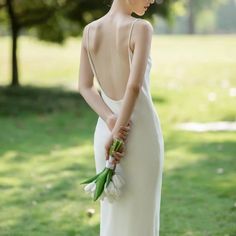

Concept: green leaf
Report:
left=80, top=167, right=108, bottom=185
left=93, top=173, right=107, bottom=201
left=105, top=170, right=113, bottom=188
left=80, top=172, right=100, bottom=185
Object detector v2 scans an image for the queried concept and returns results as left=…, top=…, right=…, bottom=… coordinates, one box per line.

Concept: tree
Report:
left=0, top=0, right=175, bottom=87
left=0, top=0, right=63, bottom=86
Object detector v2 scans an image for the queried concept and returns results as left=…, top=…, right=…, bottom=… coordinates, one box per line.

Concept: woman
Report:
left=78, top=0, right=164, bottom=235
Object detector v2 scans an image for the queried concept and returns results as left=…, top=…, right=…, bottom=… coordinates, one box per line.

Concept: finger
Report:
left=121, top=129, right=130, bottom=138
left=121, top=124, right=131, bottom=129
left=119, top=129, right=129, bottom=136
left=120, top=125, right=130, bottom=131
left=120, top=126, right=130, bottom=132
left=112, top=158, right=121, bottom=164
left=118, top=130, right=126, bottom=138
left=113, top=153, right=121, bottom=161
left=117, top=132, right=126, bottom=140
left=115, top=151, right=124, bottom=157
left=113, top=156, right=121, bottom=163
left=118, top=128, right=129, bottom=137
left=120, top=134, right=128, bottom=141
left=114, top=152, right=124, bottom=159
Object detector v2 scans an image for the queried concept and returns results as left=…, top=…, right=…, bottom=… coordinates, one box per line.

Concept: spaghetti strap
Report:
left=128, top=18, right=139, bottom=67
left=86, top=24, right=99, bottom=81
left=86, top=24, right=110, bottom=99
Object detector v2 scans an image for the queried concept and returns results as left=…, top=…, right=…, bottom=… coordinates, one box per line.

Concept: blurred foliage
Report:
left=155, top=0, right=236, bottom=34
left=216, top=0, right=236, bottom=33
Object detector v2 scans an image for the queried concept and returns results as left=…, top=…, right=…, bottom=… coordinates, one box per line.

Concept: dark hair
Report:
left=103, top=0, right=113, bottom=7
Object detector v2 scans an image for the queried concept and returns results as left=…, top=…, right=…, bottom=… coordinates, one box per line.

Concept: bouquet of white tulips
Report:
left=80, top=138, right=125, bottom=202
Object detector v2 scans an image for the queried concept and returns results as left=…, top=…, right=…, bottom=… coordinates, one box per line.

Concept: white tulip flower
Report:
left=84, top=182, right=96, bottom=193
left=104, top=180, right=113, bottom=195
left=80, top=138, right=125, bottom=202
left=112, top=174, right=124, bottom=189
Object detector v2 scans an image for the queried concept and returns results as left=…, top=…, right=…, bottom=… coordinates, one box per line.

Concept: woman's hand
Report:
left=104, top=133, right=124, bottom=164
left=106, top=114, right=132, bottom=136
left=104, top=125, right=131, bottom=164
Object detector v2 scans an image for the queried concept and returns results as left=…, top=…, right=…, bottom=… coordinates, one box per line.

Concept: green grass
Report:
left=0, top=35, right=236, bottom=235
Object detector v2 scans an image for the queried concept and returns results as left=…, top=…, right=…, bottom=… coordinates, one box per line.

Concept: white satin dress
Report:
left=87, top=19, right=165, bottom=236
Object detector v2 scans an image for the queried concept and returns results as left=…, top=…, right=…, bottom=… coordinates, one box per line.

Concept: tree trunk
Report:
left=188, top=0, right=195, bottom=34
left=11, top=23, right=19, bottom=86
left=6, top=0, right=20, bottom=87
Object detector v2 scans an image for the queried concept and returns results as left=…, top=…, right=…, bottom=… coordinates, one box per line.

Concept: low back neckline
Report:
left=86, top=18, right=146, bottom=103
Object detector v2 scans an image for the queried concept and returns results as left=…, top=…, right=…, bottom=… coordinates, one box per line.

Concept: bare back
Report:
left=86, top=16, right=139, bottom=101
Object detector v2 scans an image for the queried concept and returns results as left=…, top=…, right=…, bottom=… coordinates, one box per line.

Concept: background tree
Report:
left=0, top=0, right=62, bottom=87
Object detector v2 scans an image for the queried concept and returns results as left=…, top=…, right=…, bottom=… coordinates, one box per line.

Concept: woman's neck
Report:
left=107, top=0, right=132, bottom=17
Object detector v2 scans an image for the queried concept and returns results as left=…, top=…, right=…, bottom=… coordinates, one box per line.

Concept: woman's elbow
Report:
left=127, top=83, right=141, bottom=96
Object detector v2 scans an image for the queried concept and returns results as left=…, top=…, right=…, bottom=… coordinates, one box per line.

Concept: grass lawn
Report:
left=0, top=35, right=236, bottom=236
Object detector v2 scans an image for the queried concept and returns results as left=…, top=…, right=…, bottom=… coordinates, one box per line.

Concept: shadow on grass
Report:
left=0, top=85, right=86, bottom=116
left=0, top=85, right=98, bottom=155
left=0, top=85, right=166, bottom=117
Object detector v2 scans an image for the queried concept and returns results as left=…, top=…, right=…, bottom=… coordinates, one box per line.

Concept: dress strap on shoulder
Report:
left=128, top=18, right=139, bottom=66
left=86, top=24, right=90, bottom=51
left=128, top=18, right=139, bottom=46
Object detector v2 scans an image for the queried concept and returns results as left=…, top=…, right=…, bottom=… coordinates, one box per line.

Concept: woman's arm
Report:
left=78, top=25, right=115, bottom=125
left=111, top=20, right=153, bottom=138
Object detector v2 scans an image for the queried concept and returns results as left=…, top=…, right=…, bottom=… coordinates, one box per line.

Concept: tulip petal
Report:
left=112, top=174, right=123, bottom=189
left=84, top=182, right=96, bottom=193
left=116, top=174, right=125, bottom=186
